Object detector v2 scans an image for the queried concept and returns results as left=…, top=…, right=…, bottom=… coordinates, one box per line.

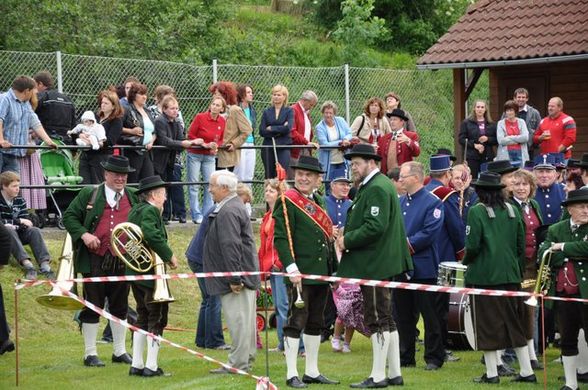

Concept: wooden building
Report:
left=417, top=0, right=588, bottom=158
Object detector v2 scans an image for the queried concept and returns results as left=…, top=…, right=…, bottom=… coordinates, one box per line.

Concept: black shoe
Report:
left=445, top=350, right=460, bottom=362
left=497, top=364, right=516, bottom=377
left=286, top=376, right=308, bottom=388
left=302, top=374, right=340, bottom=384
left=512, top=374, right=537, bottom=383
left=578, top=371, right=588, bottom=383
left=142, top=367, right=165, bottom=377
left=178, top=217, right=186, bottom=224
left=473, top=374, right=500, bottom=384
left=164, top=219, right=170, bottom=225
left=425, top=363, right=441, bottom=371
left=560, top=386, right=578, bottom=390
left=0, top=339, right=15, bottom=355
left=129, top=367, right=144, bottom=376
left=24, top=267, right=37, bottom=280
left=40, top=269, right=56, bottom=280
left=350, top=377, right=389, bottom=388
left=210, top=367, right=234, bottom=374
left=530, top=359, right=543, bottom=370
left=388, top=376, right=404, bottom=386
left=84, top=355, right=105, bottom=367
left=400, top=362, right=416, bottom=368
left=112, top=353, right=132, bottom=364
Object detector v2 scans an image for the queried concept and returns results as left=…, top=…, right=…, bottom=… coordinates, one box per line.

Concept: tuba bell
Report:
left=111, top=222, right=175, bottom=303
left=36, top=233, right=85, bottom=310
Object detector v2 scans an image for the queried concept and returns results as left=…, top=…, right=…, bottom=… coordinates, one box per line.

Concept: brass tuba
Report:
left=36, top=233, right=85, bottom=310
left=525, top=249, right=553, bottom=307
left=111, top=222, right=175, bottom=303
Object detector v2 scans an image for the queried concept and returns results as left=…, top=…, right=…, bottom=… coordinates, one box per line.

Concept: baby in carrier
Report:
left=67, top=111, right=106, bottom=150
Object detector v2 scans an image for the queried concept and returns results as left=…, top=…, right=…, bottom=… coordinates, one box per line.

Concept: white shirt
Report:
left=104, top=185, right=124, bottom=208
left=298, top=102, right=312, bottom=141
left=362, top=168, right=380, bottom=186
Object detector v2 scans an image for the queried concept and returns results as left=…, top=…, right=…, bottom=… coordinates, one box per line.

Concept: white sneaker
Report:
left=331, top=337, right=342, bottom=352
left=342, top=342, right=351, bottom=353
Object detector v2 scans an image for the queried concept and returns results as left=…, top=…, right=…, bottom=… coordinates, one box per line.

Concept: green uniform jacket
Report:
left=63, top=184, right=138, bottom=274
left=463, top=203, right=525, bottom=285
left=127, top=201, right=174, bottom=288
left=538, top=219, right=588, bottom=307
left=338, top=172, right=412, bottom=280
left=273, top=190, right=335, bottom=285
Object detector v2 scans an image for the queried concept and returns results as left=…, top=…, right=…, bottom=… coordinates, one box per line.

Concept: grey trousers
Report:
left=7, top=227, right=50, bottom=265
left=220, top=288, right=257, bottom=371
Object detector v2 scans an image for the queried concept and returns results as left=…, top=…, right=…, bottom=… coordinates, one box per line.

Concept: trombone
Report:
left=36, top=233, right=84, bottom=310
left=111, top=222, right=175, bottom=303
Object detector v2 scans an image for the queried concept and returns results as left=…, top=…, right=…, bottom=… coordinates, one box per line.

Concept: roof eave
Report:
left=416, top=53, right=588, bottom=70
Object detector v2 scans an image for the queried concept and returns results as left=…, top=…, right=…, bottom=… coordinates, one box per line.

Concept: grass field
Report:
left=0, top=224, right=569, bottom=389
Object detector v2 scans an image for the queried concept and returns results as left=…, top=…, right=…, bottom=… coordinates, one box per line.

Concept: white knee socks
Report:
left=82, top=323, right=99, bottom=358
left=369, top=332, right=390, bottom=383
left=303, top=334, right=321, bottom=378
left=285, top=336, right=300, bottom=380
left=131, top=331, right=146, bottom=369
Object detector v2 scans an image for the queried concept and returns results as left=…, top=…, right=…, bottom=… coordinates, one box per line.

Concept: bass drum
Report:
left=446, top=292, right=476, bottom=350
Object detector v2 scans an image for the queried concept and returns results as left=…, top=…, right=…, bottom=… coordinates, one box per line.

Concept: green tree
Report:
left=0, top=0, right=228, bottom=64
left=331, top=0, right=388, bottom=64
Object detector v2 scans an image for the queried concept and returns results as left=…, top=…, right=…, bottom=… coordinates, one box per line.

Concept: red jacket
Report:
left=258, top=211, right=282, bottom=280
left=532, top=112, right=576, bottom=159
left=377, top=130, right=420, bottom=174
left=290, top=102, right=312, bottom=159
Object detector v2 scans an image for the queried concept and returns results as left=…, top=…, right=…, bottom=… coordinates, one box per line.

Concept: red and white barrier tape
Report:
left=14, top=270, right=588, bottom=304
left=51, top=282, right=277, bottom=390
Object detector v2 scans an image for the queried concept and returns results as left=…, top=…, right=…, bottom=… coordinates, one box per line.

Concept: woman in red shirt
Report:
left=258, top=178, right=290, bottom=352
left=186, top=96, right=226, bottom=224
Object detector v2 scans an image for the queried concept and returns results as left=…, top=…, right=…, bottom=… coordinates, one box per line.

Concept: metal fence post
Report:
left=212, top=59, right=218, bottom=84
left=344, top=64, right=350, bottom=123
left=56, top=51, right=63, bottom=93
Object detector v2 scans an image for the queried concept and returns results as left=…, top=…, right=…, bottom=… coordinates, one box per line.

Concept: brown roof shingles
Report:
left=418, top=0, right=588, bottom=66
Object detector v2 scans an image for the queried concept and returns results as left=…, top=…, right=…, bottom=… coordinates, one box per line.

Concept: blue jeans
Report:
left=270, top=275, right=289, bottom=350
left=0, top=154, right=19, bottom=173
left=186, top=153, right=215, bottom=221
left=190, top=262, right=225, bottom=348
left=507, top=149, right=523, bottom=168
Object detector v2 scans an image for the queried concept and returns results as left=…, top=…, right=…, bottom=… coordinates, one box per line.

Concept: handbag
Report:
left=556, top=261, right=579, bottom=295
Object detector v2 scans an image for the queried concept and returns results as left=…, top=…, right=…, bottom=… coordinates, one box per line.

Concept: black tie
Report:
left=572, top=224, right=580, bottom=233
left=521, top=202, right=529, bottom=214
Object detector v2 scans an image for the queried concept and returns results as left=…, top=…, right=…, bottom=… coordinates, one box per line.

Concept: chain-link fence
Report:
left=0, top=50, right=455, bottom=210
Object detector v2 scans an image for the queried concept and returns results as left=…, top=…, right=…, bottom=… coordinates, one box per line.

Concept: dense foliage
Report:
left=0, top=0, right=472, bottom=67
left=313, top=0, right=474, bottom=54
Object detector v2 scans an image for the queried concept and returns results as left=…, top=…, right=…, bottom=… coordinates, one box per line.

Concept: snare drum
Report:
left=438, top=261, right=467, bottom=287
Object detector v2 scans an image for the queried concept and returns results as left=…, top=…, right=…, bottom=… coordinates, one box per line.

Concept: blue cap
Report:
left=429, top=155, right=451, bottom=173
left=533, top=153, right=563, bottom=170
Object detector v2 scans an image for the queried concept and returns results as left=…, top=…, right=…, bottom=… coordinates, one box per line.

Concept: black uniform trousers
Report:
left=284, top=284, right=328, bottom=338
left=556, top=300, right=588, bottom=356
left=79, top=252, right=130, bottom=324
left=394, top=278, right=445, bottom=367
left=132, top=282, right=168, bottom=336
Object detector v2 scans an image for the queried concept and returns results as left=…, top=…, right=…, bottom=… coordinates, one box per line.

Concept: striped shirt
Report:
left=0, top=89, right=42, bottom=157
left=0, top=193, right=29, bottom=224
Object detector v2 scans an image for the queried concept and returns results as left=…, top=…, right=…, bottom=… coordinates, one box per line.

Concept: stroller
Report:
left=39, top=139, right=83, bottom=229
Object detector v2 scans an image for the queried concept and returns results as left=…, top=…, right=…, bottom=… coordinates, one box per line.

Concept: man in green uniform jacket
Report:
left=538, top=187, right=588, bottom=390
left=63, top=155, right=137, bottom=368
left=337, top=144, right=412, bottom=388
left=273, top=155, right=339, bottom=388
left=125, top=175, right=178, bottom=378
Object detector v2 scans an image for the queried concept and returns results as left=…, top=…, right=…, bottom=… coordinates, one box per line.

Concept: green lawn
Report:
left=0, top=225, right=567, bottom=389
